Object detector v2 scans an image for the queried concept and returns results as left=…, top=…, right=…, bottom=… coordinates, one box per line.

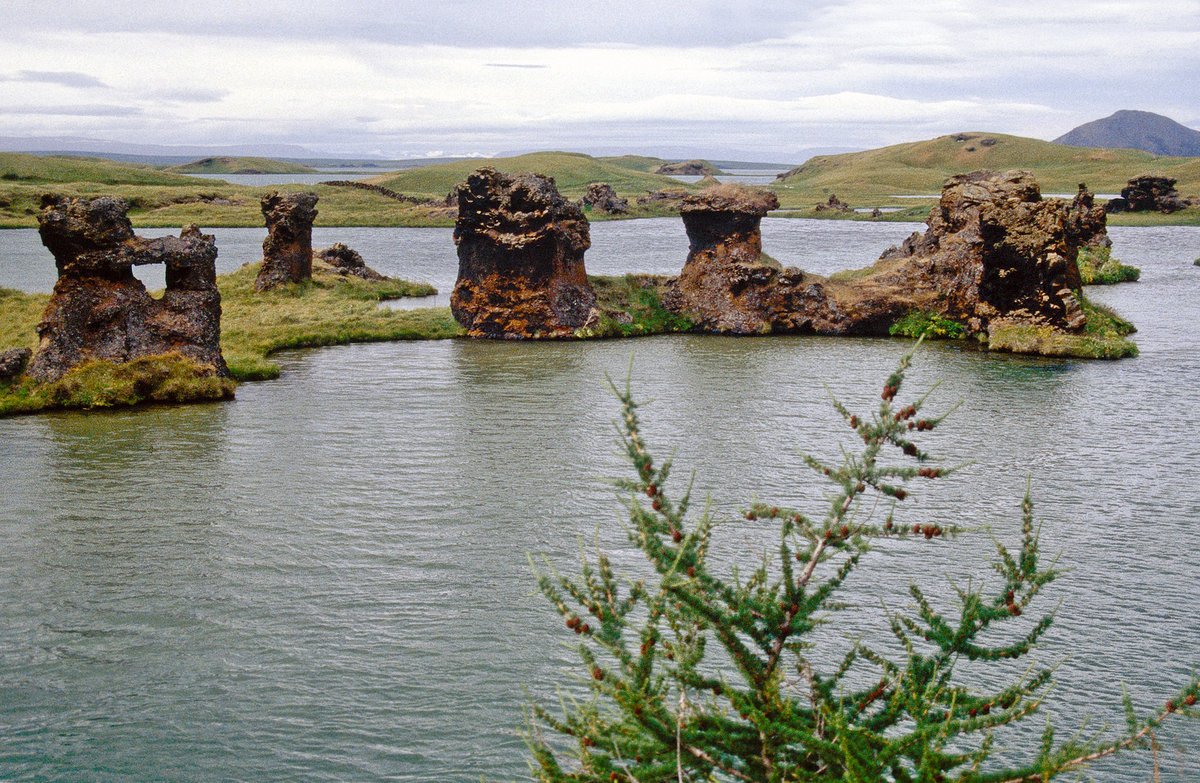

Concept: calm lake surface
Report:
left=1, top=219, right=1199, bottom=781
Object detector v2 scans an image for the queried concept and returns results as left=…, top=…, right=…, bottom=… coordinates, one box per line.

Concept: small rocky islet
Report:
left=0, top=167, right=1139, bottom=415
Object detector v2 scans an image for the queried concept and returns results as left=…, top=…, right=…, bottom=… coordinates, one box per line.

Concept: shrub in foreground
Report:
left=528, top=346, right=1196, bottom=782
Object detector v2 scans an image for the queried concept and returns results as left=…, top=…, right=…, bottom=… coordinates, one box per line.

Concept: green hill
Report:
left=167, top=156, right=316, bottom=175
left=774, top=133, right=1200, bottom=204
left=0, top=152, right=213, bottom=186
left=596, top=155, right=670, bottom=173
left=367, top=151, right=695, bottom=198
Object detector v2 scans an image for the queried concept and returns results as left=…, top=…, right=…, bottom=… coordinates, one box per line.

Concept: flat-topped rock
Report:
left=666, top=185, right=781, bottom=332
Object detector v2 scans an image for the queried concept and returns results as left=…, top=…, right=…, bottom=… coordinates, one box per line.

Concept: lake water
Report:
left=2, top=220, right=1199, bottom=781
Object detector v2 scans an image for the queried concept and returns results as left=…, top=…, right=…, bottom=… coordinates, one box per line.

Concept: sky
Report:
left=3, top=0, right=1200, bottom=162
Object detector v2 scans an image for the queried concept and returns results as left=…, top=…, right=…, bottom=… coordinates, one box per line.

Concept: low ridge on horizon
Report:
left=1054, top=110, right=1200, bottom=157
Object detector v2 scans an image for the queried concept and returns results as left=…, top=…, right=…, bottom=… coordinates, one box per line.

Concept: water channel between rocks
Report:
left=1, top=219, right=1199, bottom=781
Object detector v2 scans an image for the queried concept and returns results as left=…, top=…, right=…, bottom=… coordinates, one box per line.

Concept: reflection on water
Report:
left=0, top=224, right=1199, bottom=781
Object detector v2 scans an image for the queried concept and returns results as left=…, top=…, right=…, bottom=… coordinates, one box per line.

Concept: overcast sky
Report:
left=3, top=1, right=1199, bottom=161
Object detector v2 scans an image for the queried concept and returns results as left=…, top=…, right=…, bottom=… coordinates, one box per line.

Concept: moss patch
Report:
left=0, top=354, right=235, bottom=416
left=1076, top=246, right=1141, bottom=285
left=987, top=295, right=1137, bottom=359
left=889, top=309, right=967, bottom=339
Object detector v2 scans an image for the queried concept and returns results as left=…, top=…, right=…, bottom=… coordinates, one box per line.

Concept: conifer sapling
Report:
left=527, top=346, right=1198, bottom=782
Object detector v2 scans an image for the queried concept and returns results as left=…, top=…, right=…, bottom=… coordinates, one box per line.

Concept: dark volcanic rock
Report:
left=1105, top=175, right=1191, bottom=213
left=582, top=182, right=628, bottom=214
left=450, top=168, right=598, bottom=338
left=1066, top=183, right=1112, bottom=249
left=315, top=243, right=387, bottom=280
left=666, top=185, right=781, bottom=332
left=0, top=348, right=31, bottom=382
left=666, top=171, right=1093, bottom=339
left=636, top=188, right=689, bottom=208
left=814, top=193, right=851, bottom=213
left=27, top=195, right=230, bottom=383
left=256, top=191, right=318, bottom=291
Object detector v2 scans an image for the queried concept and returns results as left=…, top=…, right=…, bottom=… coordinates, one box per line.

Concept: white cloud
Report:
left=1, top=2, right=1197, bottom=158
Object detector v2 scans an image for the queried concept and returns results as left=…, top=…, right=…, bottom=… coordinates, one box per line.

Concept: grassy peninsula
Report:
left=0, top=264, right=460, bottom=416
left=167, top=156, right=317, bottom=175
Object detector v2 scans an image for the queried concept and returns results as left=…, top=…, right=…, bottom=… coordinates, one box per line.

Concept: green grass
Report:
left=0, top=354, right=235, bottom=416
left=578, top=274, right=696, bottom=338
left=0, top=152, right=213, bottom=186
left=595, top=155, right=670, bottom=173
left=888, top=310, right=967, bottom=339
left=167, top=157, right=316, bottom=175
left=367, top=151, right=696, bottom=201
left=217, top=263, right=458, bottom=380
left=0, top=181, right=460, bottom=228
left=1077, top=247, right=1141, bottom=285
left=0, top=287, right=46, bottom=352
left=987, top=294, right=1138, bottom=359
left=770, top=132, right=1200, bottom=213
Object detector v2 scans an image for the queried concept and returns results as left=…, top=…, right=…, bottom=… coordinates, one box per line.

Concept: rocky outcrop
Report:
left=0, top=348, right=30, bottom=383
left=1066, top=183, right=1112, bottom=249
left=665, top=185, right=781, bottom=332
left=666, top=171, right=1094, bottom=340
left=255, top=191, right=318, bottom=291
left=27, top=195, right=229, bottom=382
left=319, top=180, right=436, bottom=205
left=656, top=160, right=718, bottom=176
left=814, top=194, right=851, bottom=213
left=450, top=168, right=598, bottom=338
left=1105, top=175, right=1192, bottom=213
left=583, top=182, right=628, bottom=214
left=314, top=243, right=387, bottom=281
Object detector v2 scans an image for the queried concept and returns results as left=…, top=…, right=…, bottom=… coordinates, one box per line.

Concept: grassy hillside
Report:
left=367, top=151, right=694, bottom=199
left=0, top=152, right=213, bottom=186
left=167, top=156, right=316, bottom=175
left=773, top=133, right=1200, bottom=207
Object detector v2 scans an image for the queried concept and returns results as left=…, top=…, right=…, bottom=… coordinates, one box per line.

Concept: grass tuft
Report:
left=1077, top=247, right=1140, bottom=285
left=889, top=310, right=967, bottom=339
left=987, top=294, right=1137, bottom=359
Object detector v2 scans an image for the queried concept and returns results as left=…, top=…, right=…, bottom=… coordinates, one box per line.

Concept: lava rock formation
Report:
left=450, top=168, right=598, bottom=338
left=27, top=195, right=229, bottom=382
left=666, top=172, right=1095, bottom=340
left=315, top=243, right=387, bottom=281
left=256, top=191, right=318, bottom=291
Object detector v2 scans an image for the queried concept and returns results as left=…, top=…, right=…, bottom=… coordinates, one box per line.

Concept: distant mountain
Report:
left=1054, top=110, right=1200, bottom=157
